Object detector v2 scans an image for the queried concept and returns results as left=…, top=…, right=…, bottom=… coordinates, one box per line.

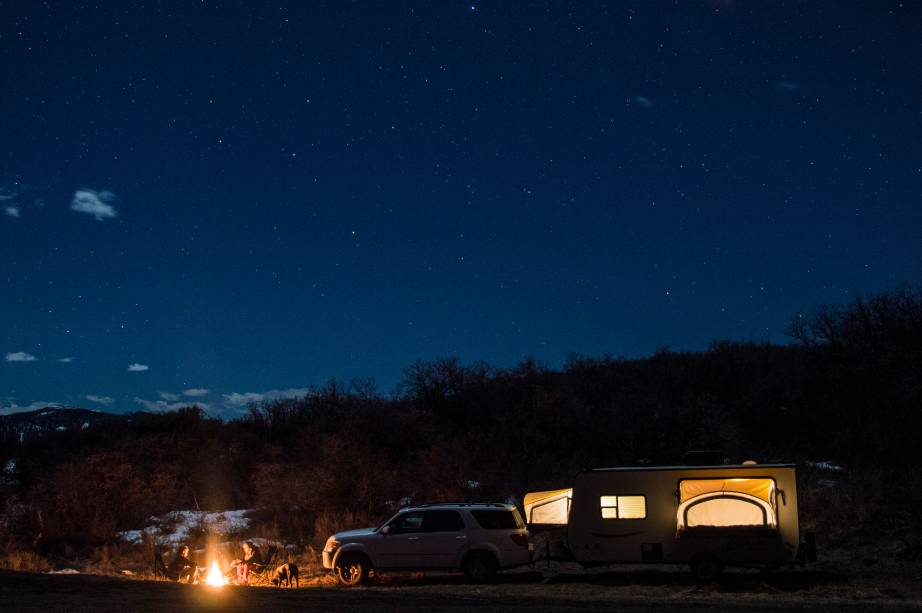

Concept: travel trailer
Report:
left=524, top=461, right=814, bottom=580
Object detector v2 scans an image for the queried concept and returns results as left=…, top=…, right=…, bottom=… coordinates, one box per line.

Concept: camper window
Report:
left=675, top=477, right=778, bottom=530
left=600, top=495, right=646, bottom=519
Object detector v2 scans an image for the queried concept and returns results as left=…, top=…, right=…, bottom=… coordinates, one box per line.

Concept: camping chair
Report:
left=153, top=549, right=197, bottom=583
left=238, top=544, right=279, bottom=586
left=153, top=551, right=169, bottom=580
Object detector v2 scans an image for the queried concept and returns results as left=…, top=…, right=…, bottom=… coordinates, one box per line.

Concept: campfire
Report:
left=203, top=560, right=227, bottom=587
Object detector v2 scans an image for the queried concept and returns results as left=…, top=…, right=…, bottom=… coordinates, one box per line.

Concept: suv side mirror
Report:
left=381, top=525, right=391, bottom=535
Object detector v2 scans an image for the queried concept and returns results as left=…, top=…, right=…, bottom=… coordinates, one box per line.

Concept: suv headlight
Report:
left=324, top=537, right=341, bottom=554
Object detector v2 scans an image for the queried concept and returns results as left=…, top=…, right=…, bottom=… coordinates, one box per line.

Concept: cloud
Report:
left=58, top=357, right=75, bottom=363
left=85, top=395, right=115, bottom=406
left=0, top=187, right=44, bottom=218
left=71, top=188, right=117, bottom=221
left=5, top=351, right=37, bottom=362
left=0, top=400, right=61, bottom=416
left=632, top=96, right=653, bottom=109
left=160, top=389, right=213, bottom=400
left=775, top=80, right=801, bottom=92
left=127, top=363, right=149, bottom=372
left=223, top=392, right=265, bottom=408
left=134, top=397, right=212, bottom=413
left=222, top=388, right=310, bottom=409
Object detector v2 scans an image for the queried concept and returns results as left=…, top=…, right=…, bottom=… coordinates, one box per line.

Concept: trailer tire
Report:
left=462, top=551, right=499, bottom=583
left=690, top=554, right=721, bottom=583
left=335, top=552, right=370, bottom=586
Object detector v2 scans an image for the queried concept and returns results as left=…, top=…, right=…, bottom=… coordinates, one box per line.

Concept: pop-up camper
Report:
left=524, top=462, right=813, bottom=580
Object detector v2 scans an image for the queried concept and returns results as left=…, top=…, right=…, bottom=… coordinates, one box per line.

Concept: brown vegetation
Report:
left=0, top=287, right=920, bottom=574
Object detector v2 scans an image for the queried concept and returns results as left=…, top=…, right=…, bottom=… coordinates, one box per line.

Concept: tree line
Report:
left=1, top=286, right=920, bottom=553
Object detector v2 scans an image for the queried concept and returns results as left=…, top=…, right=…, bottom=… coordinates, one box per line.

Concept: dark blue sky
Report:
left=2, top=1, right=920, bottom=417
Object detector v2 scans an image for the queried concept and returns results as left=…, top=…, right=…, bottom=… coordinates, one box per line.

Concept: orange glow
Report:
left=204, top=560, right=226, bottom=587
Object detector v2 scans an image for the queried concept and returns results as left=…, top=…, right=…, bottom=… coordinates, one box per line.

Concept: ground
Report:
left=2, top=564, right=921, bottom=612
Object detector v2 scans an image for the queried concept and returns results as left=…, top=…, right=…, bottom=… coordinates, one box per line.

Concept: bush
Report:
left=0, top=549, right=51, bottom=572
left=0, top=285, right=919, bottom=566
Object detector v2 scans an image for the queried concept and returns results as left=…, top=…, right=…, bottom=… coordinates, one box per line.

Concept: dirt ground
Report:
left=3, top=564, right=922, bottom=612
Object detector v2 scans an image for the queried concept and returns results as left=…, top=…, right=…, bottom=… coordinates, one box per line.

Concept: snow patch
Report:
left=117, top=509, right=252, bottom=545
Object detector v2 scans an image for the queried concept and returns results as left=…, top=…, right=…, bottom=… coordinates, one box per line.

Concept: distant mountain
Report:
left=0, top=407, right=127, bottom=445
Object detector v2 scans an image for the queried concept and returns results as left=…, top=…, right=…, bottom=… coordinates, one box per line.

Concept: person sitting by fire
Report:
left=166, top=544, right=201, bottom=583
left=230, top=541, right=263, bottom=584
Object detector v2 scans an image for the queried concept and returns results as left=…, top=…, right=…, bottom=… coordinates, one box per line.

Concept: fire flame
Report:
left=204, top=559, right=226, bottom=587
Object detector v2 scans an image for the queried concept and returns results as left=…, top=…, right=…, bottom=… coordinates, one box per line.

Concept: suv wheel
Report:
left=335, top=553, right=370, bottom=586
left=462, top=552, right=499, bottom=583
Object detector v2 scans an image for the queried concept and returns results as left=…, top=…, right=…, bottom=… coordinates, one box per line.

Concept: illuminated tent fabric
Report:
left=677, top=492, right=776, bottom=529
left=523, top=488, right=572, bottom=525
left=679, top=478, right=774, bottom=503
left=677, top=478, right=777, bottom=530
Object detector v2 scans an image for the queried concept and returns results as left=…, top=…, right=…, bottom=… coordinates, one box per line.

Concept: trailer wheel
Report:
left=690, top=554, right=721, bottom=583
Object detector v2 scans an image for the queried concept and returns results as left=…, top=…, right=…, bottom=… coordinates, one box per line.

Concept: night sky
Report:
left=2, top=2, right=920, bottom=417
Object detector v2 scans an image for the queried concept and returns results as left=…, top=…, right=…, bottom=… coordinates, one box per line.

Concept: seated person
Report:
left=166, top=545, right=200, bottom=583
left=230, top=541, right=263, bottom=584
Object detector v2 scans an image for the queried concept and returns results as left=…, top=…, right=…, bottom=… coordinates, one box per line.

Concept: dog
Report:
left=271, top=562, right=299, bottom=588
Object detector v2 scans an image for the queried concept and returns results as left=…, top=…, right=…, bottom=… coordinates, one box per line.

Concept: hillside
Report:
left=0, top=287, right=920, bottom=565
left=0, top=408, right=130, bottom=445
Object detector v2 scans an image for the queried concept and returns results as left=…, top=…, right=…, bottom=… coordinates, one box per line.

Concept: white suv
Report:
left=322, top=503, right=532, bottom=585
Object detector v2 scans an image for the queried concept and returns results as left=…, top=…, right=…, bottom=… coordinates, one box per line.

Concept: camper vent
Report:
left=683, top=450, right=723, bottom=466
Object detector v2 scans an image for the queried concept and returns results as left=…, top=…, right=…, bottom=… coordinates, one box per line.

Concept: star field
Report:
left=1, top=2, right=920, bottom=416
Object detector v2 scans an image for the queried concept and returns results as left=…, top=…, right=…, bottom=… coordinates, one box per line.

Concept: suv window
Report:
left=390, top=512, right=425, bottom=533
left=422, top=510, right=464, bottom=532
left=471, top=509, right=524, bottom=530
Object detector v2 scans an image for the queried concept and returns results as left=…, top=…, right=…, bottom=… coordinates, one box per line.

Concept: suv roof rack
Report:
left=404, top=502, right=509, bottom=509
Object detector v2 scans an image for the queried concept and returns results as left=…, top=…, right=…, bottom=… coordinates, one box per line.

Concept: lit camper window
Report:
left=600, top=495, right=646, bottom=519
left=676, top=478, right=778, bottom=530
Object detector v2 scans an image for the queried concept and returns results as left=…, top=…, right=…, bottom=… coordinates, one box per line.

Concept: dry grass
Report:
left=3, top=566, right=922, bottom=613
left=0, top=550, right=51, bottom=573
